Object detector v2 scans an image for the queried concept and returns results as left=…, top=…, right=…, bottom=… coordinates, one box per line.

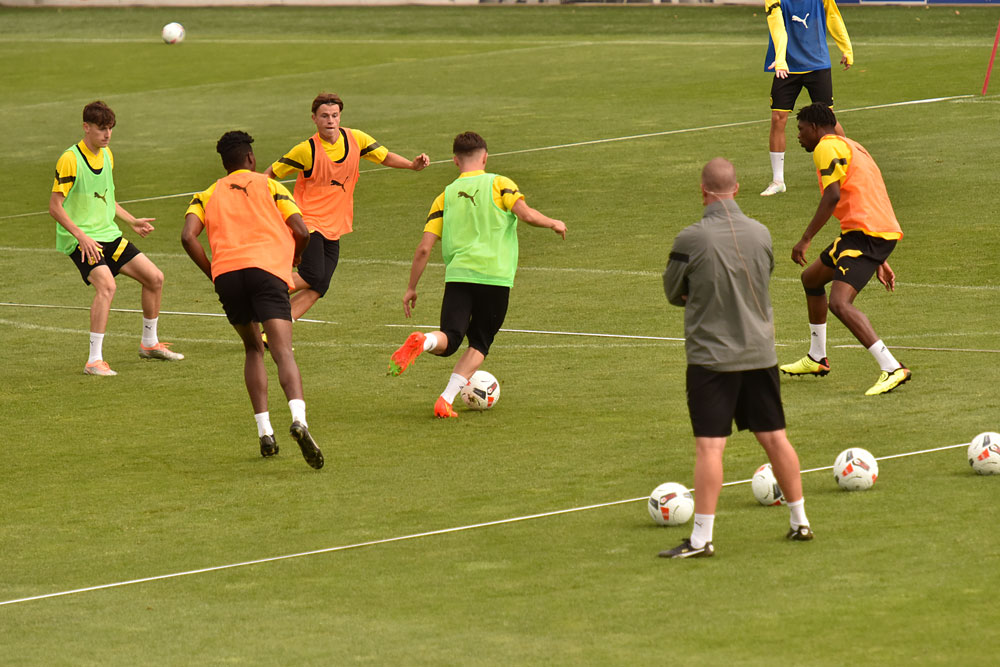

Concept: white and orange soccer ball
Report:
left=751, top=463, right=786, bottom=506
left=833, top=448, right=879, bottom=491
left=967, top=432, right=1000, bottom=475
left=647, top=482, right=694, bottom=526
left=460, top=370, right=500, bottom=411
left=161, top=22, right=185, bottom=44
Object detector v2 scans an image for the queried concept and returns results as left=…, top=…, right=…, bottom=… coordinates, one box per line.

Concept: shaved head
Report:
left=701, top=158, right=737, bottom=195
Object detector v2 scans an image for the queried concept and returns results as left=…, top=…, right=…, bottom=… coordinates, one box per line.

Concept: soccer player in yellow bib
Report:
left=388, top=132, right=566, bottom=418
left=49, top=101, right=184, bottom=376
left=264, top=93, right=430, bottom=323
left=780, top=103, right=910, bottom=396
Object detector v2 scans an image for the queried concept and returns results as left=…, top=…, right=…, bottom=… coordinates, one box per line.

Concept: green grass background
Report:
left=1, top=4, right=998, bottom=665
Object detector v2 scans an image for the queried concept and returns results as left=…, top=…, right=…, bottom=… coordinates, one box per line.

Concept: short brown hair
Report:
left=83, top=101, right=116, bottom=129
left=311, top=93, right=344, bottom=114
left=452, top=131, right=487, bottom=157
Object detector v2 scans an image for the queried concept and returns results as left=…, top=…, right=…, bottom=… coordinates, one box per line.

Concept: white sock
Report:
left=288, top=399, right=307, bottom=426
left=441, top=373, right=467, bottom=404
left=88, top=332, right=105, bottom=363
left=787, top=498, right=809, bottom=529
left=808, top=323, right=827, bottom=361
left=254, top=412, right=273, bottom=438
left=769, top=151, right=785, bottom=183
left=867, top=339, right=901, bottom=372
left=690, top=513, right=715, bottom=549
left=423, top=333, right=438, bottom=352
left=141, top=317, right=159, bottom=347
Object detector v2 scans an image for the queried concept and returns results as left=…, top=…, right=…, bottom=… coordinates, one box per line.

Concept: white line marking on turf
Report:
left=0, top=442, right=971, bottom=608
left=0, top=95, right=973, bottom=222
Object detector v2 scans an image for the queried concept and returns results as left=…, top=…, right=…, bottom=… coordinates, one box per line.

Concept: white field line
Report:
left=0, top=442, right=970, bottom=609
left=0, top=94, right=973, bottom=222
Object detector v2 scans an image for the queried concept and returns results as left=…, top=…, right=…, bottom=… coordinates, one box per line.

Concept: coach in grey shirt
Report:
left=658, top=158, right=812, bottom=560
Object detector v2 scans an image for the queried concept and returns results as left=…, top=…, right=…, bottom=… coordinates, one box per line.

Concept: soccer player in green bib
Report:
left=49, top=101, right=183, bottom=376
left=388, top=132, right=566, bottom=418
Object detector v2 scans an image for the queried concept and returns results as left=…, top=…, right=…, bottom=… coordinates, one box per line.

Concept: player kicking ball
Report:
left=779, top=103, right=910, bottom=396
left=388, top=132, right=566, bottom=418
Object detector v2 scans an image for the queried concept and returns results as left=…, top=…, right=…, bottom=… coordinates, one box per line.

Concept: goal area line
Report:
left=0, top=442, right=969, bottom=608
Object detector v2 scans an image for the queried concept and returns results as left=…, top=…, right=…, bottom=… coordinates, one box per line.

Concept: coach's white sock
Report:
left=440, top=373, right=467, bottom=405
left=787, top=498, right=809, bottom=529
left=254, top=412, right=273, bottom=438
left=141, top=317, right=159, bottom=347
left=88, top=332, right=105, bottom=363
left=690, top=513, right=715, bottom=549
left=288, top=399, right=307, bottom=426
left=769, top=151, right=785, bottom=183
left=867, top=339, right=901, bottom=372
left=424, top=333, right=439, bottom=352
left=808, top=323, right=827, bottom=361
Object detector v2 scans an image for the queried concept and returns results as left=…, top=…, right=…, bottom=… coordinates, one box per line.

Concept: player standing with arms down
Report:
left=761, top=0, right=853, bottom=196
left=779, top=103, right=909, bottom=396
left=182, top=131, right=324, bottom=469
left=387, top=132, right=566, bottom=418
left=264, top=93, right=431, bottom=323
left=661, top=158, right=812, bottom=559
left=49, top=100, right=184, bottom=376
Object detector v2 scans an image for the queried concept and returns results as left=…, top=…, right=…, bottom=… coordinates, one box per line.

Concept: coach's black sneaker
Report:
left=259, top=434, right=278, bottom=458
left=658, top=538, right=714, bottom=559
left=786, top=525, right=815, bottom=541
left=290, top=421, right=324, bottom=470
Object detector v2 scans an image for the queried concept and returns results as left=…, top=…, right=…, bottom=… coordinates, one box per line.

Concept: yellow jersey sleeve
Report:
left=813, top=136, right=851, bottom=190
left=185, top=182, right=217, bottom=223
left=52, top=149, right=78, bottom=196
left=765, top=0, right=788, bottom=72
left=352, top=128, right=389, bottom=165
left=269, top=140, right=313, bottom=180
left=823, top=0, right=853, bottom=65
left=493, top=175, right=524, bottom=211
left=423, top=192, right=445, bottom=237
left=268, top=179, right=302, bottom=220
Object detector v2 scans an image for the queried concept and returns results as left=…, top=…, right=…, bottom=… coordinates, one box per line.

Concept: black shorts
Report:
left=770, top=68, right=834, bottom=112
left=69, top=236, right=141, bottom=285
left=296, top=231, right=339, bottom=297
left=686, top=365, right=786, bottom=438
left=214, top=267, right=292, bottom=326
left=439, top=282, right=510, bottom=357
left=819, top=231, right=897, bottom=293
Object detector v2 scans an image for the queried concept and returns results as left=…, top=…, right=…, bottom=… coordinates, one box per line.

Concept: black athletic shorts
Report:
left=819, top=231, right=897, bottom=293
left=295, top=231, right=339, bottom=297
left=214, top=267, right=292, bottom=326
left=69, top=236, right=141, bottom=285
left=439, top=281, right=510, bottom=357
left=770, top=68, right=834, bottom=112
left=686, top=365, right=786, bottom=438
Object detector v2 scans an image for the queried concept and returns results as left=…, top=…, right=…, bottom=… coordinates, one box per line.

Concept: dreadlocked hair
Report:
left=216, top=131, right=254, bottom=171
left=796, top=102, right=837, bottom=128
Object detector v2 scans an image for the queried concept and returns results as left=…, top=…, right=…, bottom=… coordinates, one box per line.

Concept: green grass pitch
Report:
left=1, top=4, right=998, bottom=664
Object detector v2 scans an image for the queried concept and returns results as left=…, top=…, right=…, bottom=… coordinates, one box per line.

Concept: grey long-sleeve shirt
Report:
left=662, top=199, right=778, bottom=372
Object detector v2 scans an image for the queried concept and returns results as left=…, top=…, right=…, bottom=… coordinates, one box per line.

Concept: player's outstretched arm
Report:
left=116, top=202, right=155, bottom=237
left=181, top=213, right=212, bottom=280
left=512, top=199, right=566, bottom=239
left=382, top=152, right=431, bottom=172
left=403, top=232, right=438, bottom=318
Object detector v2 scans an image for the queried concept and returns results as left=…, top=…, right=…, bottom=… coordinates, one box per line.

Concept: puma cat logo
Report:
left=330, top=177, right=348, bottom=191
left=792, top=13, right=809, bottom=29
left=229, top=182, right=251, bottom=197
left=93, top=190, right=107, bottom=204
left=458, top=190, right=478, bottom=206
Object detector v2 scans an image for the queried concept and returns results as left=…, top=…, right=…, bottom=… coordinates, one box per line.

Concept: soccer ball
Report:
left=459, top=370, right=500, bottom=411
left=967, top=432, right=1000, bottom=475
left=751, top=463, right=785, bottom=506
left=833, top=448, right=879, bottom=491
left=161, top=22, right=185, bottom=45
left=647, top=482, right=694, bottom=526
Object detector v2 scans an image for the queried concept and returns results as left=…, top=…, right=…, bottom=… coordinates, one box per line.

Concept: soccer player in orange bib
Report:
left=182, top=131, right=324, bottom=469
left=779, top=103, right=910, bottom=396
left=264, top=93, right=430, bottom=323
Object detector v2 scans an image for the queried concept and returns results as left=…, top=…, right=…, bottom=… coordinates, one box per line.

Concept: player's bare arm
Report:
left=511, top=199, right=567, bottom=239
left=877, top=261, right=895, bottom=292
left=115, top=202, right=155, bottom=237
left=285, top=212, right=310, bottom=266
left=793, top=182, right=840, bottom=265
left=403, top=231, right=438, bottom=318
left=181, top=213, right=212, bottom=279
left=382, top=152, right=431, bottom=172
left=49, top=191, right=103, bottom=264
